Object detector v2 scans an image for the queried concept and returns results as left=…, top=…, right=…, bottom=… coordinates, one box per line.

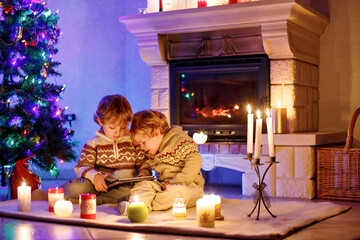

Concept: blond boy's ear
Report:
left=97, top=117, right=104, bottom=126
left=154, top=128, right=162, bottom=137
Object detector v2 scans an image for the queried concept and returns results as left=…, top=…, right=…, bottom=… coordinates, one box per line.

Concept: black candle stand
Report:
left=245, top=153, right=279, bottom=220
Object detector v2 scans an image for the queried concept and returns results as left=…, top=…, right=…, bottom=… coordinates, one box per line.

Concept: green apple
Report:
left=127, top=202, right=149, bottom=223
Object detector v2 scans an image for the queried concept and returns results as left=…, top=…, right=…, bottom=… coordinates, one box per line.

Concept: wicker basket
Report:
left=316, top=107, right=360, bottom=201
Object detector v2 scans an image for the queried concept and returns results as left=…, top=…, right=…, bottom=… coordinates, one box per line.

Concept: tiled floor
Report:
left=0, top=182, right=360, bottom=240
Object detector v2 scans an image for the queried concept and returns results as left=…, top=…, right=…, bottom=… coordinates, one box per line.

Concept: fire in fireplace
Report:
left=170, top=55, right=269, bottom=142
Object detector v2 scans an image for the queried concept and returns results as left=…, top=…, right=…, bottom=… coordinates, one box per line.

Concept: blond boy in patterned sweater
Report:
left=32, top=95, right=152, bottom=205
left=118, top=110, right=204, bottom=214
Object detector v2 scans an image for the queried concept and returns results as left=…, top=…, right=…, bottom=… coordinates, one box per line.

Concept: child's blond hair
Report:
left=130, top=110, right=170, bottom=140
left=93, top=95, right=132, bottom=126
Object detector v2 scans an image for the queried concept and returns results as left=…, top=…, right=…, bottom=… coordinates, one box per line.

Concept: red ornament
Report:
left=3, top=5, right=14, bottom=15
left=197, top=1, right=207, bottom=8
left=29, top=33, right=38, bottom=47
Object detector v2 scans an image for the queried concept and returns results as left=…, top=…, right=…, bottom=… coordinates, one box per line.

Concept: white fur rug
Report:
left=0, top=199, right=350, bottom=239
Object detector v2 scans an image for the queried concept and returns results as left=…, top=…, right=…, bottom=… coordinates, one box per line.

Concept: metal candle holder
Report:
left=245, top=153, right=279, bottom=220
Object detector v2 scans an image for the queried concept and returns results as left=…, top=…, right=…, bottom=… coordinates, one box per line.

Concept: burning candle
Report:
left=48, top=187, right=64, bottom=212
left=254, top=110, right=262, bottom=159
left=17, top=182, right=31, bottom=212
left=172, top=198, right=187, bottom=220
left=196, top=197, right=215, bottom=228
left=127, top=195, right=149, bottom=223
left=247, top=104, right=254, bottom=157
left=80, top=193, right=96, bottom=219
left=266, top=109, right=275, bottom=157
left=54, top=200, right=73, bottom=218
left=197, top=0, right=207, bottom=7
left=272, top=101, right=287, bottom=134
left=203, top=194, right=222, bottom=220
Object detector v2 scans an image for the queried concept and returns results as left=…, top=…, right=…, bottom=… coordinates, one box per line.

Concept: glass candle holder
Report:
left=172, top=198, right=187, bottom=220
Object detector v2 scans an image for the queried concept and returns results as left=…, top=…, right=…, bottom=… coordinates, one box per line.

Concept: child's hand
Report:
left=93, top=173, right=108, bottom=192
left=162, top=182, right=172, bottom=190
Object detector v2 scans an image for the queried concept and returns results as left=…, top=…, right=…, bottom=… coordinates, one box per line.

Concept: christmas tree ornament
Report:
left=15, top=26, right=23, bottom=42
left=3, top=5, right=14, bottom=15
left=28, top=33, right=38, bottom=46
left=40, top=68, right=47, bottom=78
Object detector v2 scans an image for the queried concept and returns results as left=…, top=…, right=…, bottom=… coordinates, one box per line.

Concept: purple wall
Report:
left=46, top=0, right=150, bottom=167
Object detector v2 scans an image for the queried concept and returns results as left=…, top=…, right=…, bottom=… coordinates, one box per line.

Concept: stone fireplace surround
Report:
left=119, top=0, right=346, bottom=199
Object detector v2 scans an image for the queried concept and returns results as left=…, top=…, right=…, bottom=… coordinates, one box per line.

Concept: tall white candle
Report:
left=266, top=109, right=275, bottom=157
left=254, top=110, right=262, bottom=159
left=247, top=104, right=254, bottom=155
left=18, top=182, right=31, bottom=212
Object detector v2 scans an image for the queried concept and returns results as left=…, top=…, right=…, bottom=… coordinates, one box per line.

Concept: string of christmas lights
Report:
left=0, top=0, right=77, bottom=180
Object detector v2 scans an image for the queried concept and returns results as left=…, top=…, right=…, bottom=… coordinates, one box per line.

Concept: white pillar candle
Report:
left=247, top=104, right=254, bottom=155
left=196, top=198, right=215, bottom=228
left=254, top=110, right=262, bottom=159
left=266, top=108, right=275, bottom=157
left=203, top=194, right=222, bottom=219
left=18, top=182, right=31, bottom=212
left=172, top=198, right=187, bottom=220
left=48, top=187, right=64, bottom=212
left=54, top=200, right=73, bottom=218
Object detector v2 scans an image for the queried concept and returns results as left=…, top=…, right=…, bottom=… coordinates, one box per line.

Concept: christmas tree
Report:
left=0, top=0, right=77, bottom=184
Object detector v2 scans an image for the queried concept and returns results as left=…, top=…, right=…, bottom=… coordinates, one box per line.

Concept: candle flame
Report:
left=56, top=186, right=58, bottom=190
left=256, top=110, right=261, bottom=119
left=22, top=182, right=26, bottom=186
left=277, top=101, right=282, bottom=108
left=134, top=195, right=139, bottom=202
left=247, top=104, right=251, bottom=114
left=266, top=108, right=270, bottom=118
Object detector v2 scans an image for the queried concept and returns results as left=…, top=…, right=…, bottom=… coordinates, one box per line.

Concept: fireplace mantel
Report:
left=119, top=0, right=329, bottom=66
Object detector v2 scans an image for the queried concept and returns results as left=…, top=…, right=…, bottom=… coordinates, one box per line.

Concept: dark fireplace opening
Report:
left=170, top=55, right=269, bottom=142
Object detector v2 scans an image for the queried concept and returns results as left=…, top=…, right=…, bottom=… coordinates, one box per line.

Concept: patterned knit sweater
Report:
left=150, top=126, right=204, bottom=188
left=74, top=130, right=151, bottom=183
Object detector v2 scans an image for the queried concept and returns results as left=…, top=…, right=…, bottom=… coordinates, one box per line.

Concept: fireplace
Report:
left=119, top=1, right=347, bottom=199
left=170, top=55, right=269, bottom=142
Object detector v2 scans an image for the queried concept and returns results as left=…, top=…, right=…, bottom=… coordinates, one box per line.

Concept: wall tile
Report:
left=276, top=178, right=315, bottom=199
left=294, top=146, right=315, bottom=178
left=276, top=146, right=294, bottom=178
